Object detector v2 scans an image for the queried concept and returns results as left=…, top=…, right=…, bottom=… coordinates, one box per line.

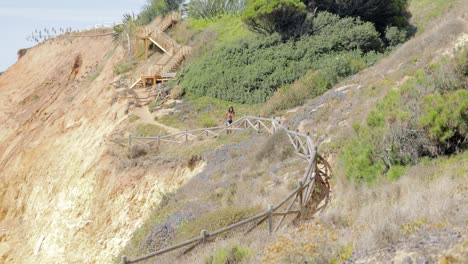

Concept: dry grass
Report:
left=256, top=152, right=468, bottom=263
left=318, top=152, right=468, bottom=252
left=376, top=10, right=467, bottom=79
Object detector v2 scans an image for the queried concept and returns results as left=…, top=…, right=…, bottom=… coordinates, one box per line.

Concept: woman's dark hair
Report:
left=228, top=106, right=235, bottom=113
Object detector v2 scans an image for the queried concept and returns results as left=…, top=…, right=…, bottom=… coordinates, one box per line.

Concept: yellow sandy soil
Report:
left=0, top=32, right=200, bottom=263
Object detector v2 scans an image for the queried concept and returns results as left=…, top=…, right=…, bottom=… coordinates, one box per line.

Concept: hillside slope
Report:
left=118, top=3, right=468, bottom=264
left=0, top=32, right=203, bottom=263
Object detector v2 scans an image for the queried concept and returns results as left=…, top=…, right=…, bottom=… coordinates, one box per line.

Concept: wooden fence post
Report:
left=299, top=181, right=304, bottom=208
left=257, top=120, right=261, bottom=133
left=120, top=255, right=127, bottom=264
left=272, top=117, right=276, bottom=133
left=185, top=129, right=188, bottom=141
left=268, top=204, right=273, bottom=234
left=201, top=230, right=208, bottom=242
left=157, top=136, right=160, bottom=146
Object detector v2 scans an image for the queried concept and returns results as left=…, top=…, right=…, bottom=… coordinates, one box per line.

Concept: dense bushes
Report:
left=340, top=51, right=468, bottom=184
left=189, top=0, right=246, bottom=19
left=304, top=0, right=409, bottom=31
left=180, top=12, right=382, bottom=104
left=242, top=0, right=308, bottom=37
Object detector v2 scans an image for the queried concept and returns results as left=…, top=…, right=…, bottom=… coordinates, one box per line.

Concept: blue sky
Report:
left=0, top=0, right=147, bottom=72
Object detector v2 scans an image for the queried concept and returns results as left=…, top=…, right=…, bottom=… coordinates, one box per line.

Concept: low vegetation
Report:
left=176, top=206, right=260, bottom=242
left=204, top=244, right=252, bottom=264
left=340, top=49, right=467, bottom=183
left=135, top=123, right=167, bottom=137
left=188, top=0, right=246, bottom=19
left=180, top=12, right=383, bottom=104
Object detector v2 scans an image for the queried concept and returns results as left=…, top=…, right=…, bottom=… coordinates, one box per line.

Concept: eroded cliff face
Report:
left=0, top=33, right=200, bottom=263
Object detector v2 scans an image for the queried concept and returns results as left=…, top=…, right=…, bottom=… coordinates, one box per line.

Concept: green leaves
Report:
left=180, top=12, right=382, bottom=104
left=242, top=0, right=307, bottom=37
left=419, top=90, right=468, bottom=144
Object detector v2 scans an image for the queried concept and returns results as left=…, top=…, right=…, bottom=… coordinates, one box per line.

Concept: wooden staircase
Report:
left=121, top=11, right=191, bottom=108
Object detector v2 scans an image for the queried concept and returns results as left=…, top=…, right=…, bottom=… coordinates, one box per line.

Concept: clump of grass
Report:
left=262, top=223, right=345, bottom=263
left=113, top=63, right=131, bottom=75
left=255, top=130, right=294, bottom=163
left=321, top=151, right=468, bottom=252
left=129, top=145, right=148, bottom=159
left=187, top=155, right=202, bottom=170
left=407, top=0, right=463, bottom=33
left=128, top=115, right=140, bottom=123
left=87, top=64, right=104, bottom=81
left=176, top=206, right=260, bottom=242
left=204, top=244, right=252, bottom=264
left=135, top=124, right=166, bottom=137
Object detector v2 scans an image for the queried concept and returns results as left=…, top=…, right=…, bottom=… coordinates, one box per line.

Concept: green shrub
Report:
left=242, top=0, right=307, bottom=37
left=307, top=0, right=409, bottom=32
left=201, top=116, right=218, bottom=127
left=339, top=51, right=468, bottom=184
left=189, top=0, right=246, bottom=19
left=385, top=26, right=408, bottom=47
left=419, top=90, right=468, bottom=152
left=340, top=136, right=385, bottom=184
left=261, top=71, right=330, bottom=115
left=180, top=12, right=382, bottom=104
left=386, top=165, right=407, bottom=181
left=205, top=244, right=252, bottom=264
left=113, top=63, right=131, bottom=75
left=176, top=206, right=259, bottom=242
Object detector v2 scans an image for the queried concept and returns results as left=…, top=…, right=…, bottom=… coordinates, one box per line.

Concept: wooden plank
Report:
left=274, top=192, right=300, bottom=232
left=272, top=211, right=301, bottom=216
left=245, top=119, right=257, bottom=131
left=209, top=211, right=270, bottom=237
left=127, top=236, right=202, bottom=263
left=244, top=215, right=269, bottom=234
left=286, top=132, right=299, bottom=152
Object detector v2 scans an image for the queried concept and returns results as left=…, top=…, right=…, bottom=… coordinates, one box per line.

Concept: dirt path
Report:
left=133, top=106, right=180, bottom=134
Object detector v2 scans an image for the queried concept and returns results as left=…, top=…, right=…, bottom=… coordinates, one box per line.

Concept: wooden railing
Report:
left=157, top=11, right=180, bottom=32
left=121, top=116, right=331, bottom=264
left=162, top=46, right=191, bottom=73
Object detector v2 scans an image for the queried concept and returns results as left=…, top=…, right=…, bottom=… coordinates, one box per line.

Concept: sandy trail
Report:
left=132, top=106, right=180, bottom=134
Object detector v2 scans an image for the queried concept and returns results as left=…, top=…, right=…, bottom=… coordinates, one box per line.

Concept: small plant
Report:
left=135, top=124, right=166, bottom=137
left=31, top=95, right=40, bottom=102
left=201, top=117, right=217, bottom=127
left=176, top=206, right=259, bottom=242
left=113, top=63, right=131, bottom=75
left=385, top=26, right=408, bottom=47
left=129, top=115, right=140, bottom=123
left=129, top=145, right=148, bottom=158
left=87, top=64, right=104, bottom=81
left=187, top=155, right=202, bottom=170
left=204, top=244, right=252, bottom=264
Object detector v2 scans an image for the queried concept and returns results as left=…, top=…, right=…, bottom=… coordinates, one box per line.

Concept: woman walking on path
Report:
left=224, top=106, right=235, bottom=134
